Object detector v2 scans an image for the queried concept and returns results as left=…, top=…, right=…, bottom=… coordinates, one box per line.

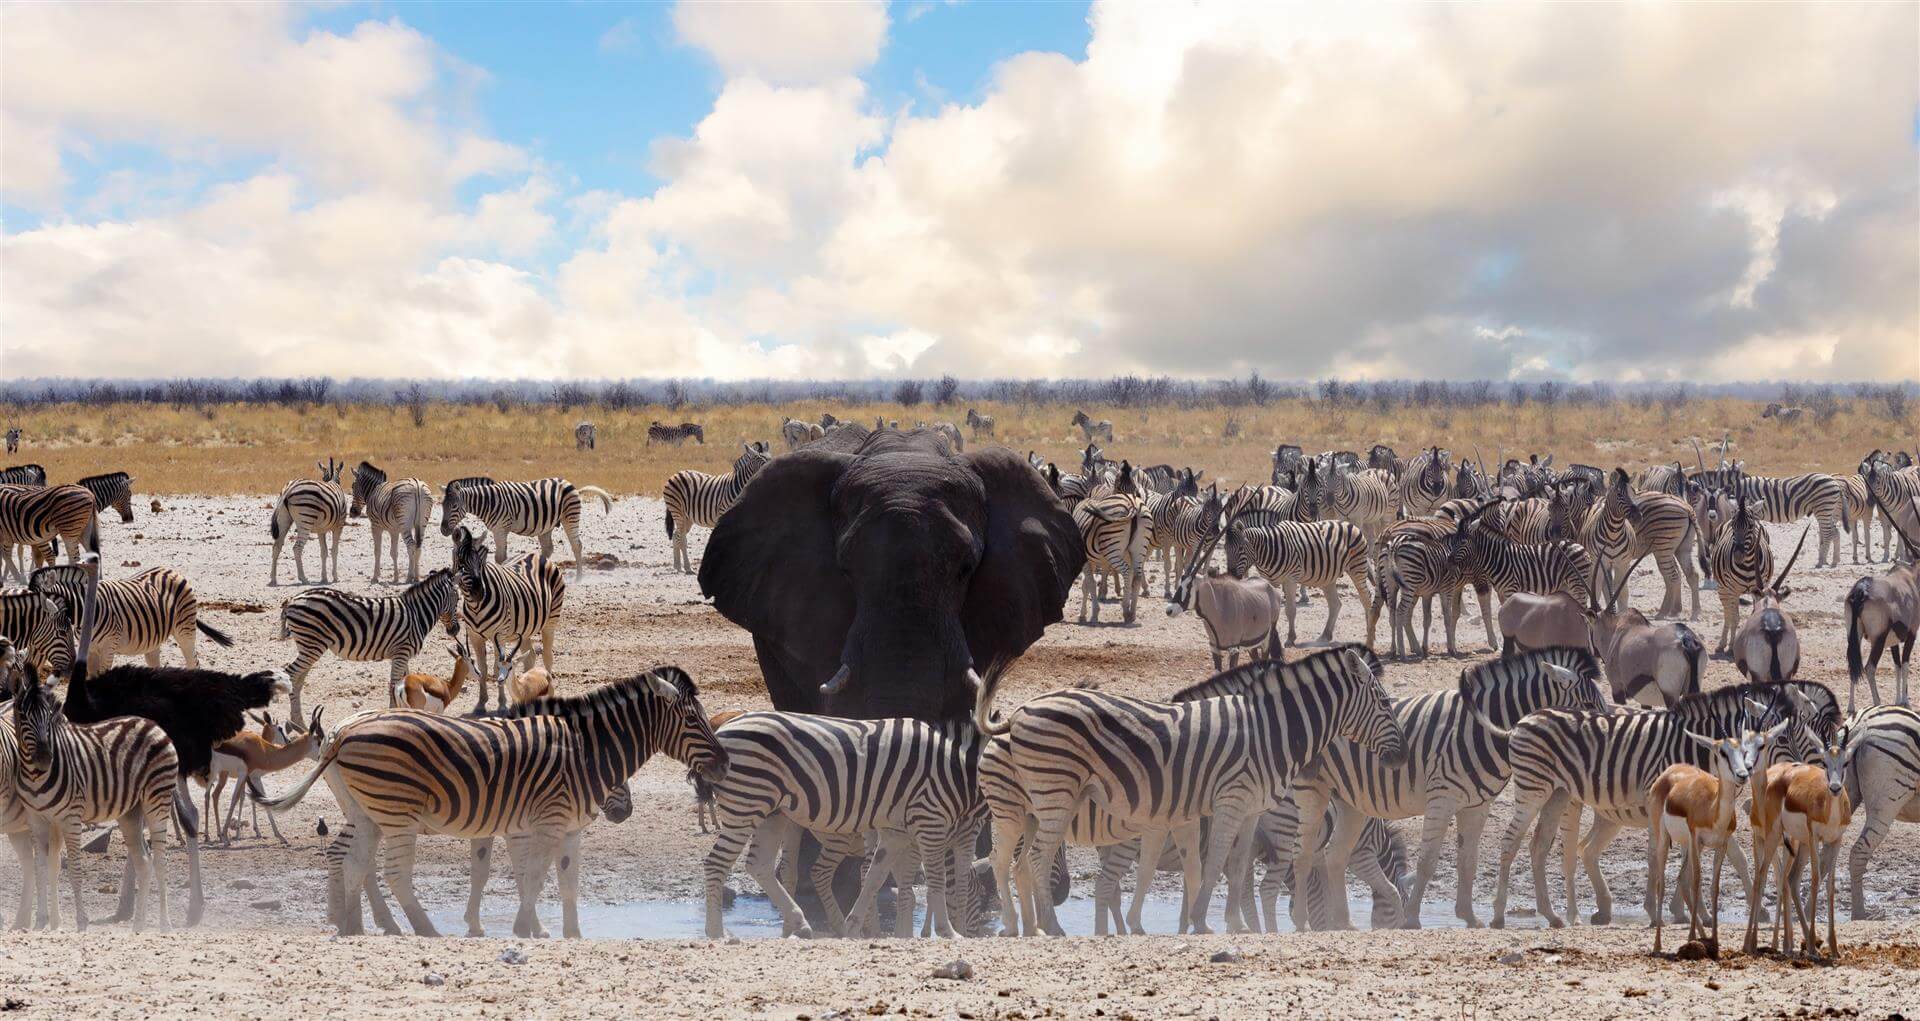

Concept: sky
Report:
left=2, top=1, right=1916, bottom=382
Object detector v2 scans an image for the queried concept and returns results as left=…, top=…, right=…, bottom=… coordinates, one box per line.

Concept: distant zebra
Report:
left=1291, top=648, right=1606, bottom=930
left=1298, top=460, right=1395, bottom=559
left=1703, top=491, right=1773, bottom=654
left=781, top=417, right=824, bottom=450
left=1731, top=472, right=1844, bottom=567
left=1271, top=445, right=1305, bottom=483
left=278, top=567, right=460, bottom=721
left=452, top=527, right=566, bottom=710
left=75, top=473, right=135, bottom=524
left=647, top=421, right=703, bottom=446
left=0, top=588, right=73, bottom=678
left=1071, top=409, right=1113, bottom=443
left=0, top=483, right=98, bottom=585
left=976, top=647, right=1407, bottom=934
left=965, top=408, right=995, bottom=440
left=11, top=663, right=198, bottom=931
left=697, top=711, right=982, bottom=939
left=349, top=462, right=434, bottom=584
left=439, top=476, right=612, bottom=580
left=30, top=564, right=230, bottom=674
left=1223, top=515, right=1376, bottom=647
left=1398, top=448, right=1451, bottom=518
left=574, top=422, right=596, bottom=451
left=663, top=443, right=772, bottom=574
left=1446, top=500, right=1596, bottom=608
left=3, top=428, right=17, bottom=455
left=268, top=459, right=349, bottom=586
left=260, top=667, right=725, bottom=937
left=0, top=465, right=45, bottom=487
left=1761, top=402, right=1807, bottom=423
left=1073, top=467, right=1150, bottom=624
left=1489, top=686, right=1812, bottom=929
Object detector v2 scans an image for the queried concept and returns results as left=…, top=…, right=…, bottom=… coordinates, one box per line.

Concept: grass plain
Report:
left=0, top=396, right=1912, bottom=495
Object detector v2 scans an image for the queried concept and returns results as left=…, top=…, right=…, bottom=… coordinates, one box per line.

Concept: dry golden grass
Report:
left=0, top=397, right=1910, bottom=496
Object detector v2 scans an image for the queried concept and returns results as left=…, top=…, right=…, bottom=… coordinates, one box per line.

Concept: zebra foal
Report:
left=440, top=476, right=612, bottom=580
left=261, top=666, right=726, bottom=937
left=349, top=461, right=434, bottom=583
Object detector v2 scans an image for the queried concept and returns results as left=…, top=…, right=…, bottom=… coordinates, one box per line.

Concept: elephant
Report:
left=699, top=425, right=1084, bottom=723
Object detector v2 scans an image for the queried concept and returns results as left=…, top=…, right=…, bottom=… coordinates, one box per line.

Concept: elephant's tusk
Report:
left=965, top=667, right=986, bottom=693
left=820, top=663, right=852, bottom=695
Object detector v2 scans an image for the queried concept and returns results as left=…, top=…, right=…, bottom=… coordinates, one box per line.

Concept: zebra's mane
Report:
left=400, top=567, right=453, bottom=599
left=76, top=471, right=129, bottom=487
left=354, top=461, right=386, bottom=484
left=1168, top=645, right=1375, bottom=704
left=447, top=475, right=495, bottom=494
left=483, top=666, right=696, bottom=723
left=1464, top=646, right=1600, bottom=688
left=1671, top=682, right=1791, bottom=726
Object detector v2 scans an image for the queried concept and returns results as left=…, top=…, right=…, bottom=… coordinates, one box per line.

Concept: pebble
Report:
left=1208, top=948, right=1242, bottom=964
left=1496, top=951, right=1525, bottom=965
left=931, top=960, right=973, bottom=980
left=229, top=880, right=255, bottom=890
left=249, top=899, right=282, bottom=911
left=499, top=948, right=528, bottom=965
left=423, top=972, right=445, bottom=987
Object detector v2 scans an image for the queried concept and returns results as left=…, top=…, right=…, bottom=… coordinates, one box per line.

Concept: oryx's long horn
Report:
left=1605, top=552, right=1653, bottom=613
left=1770, top=524, right=1812, bottom=593
left=1690, top=437, right=1705, bottom=473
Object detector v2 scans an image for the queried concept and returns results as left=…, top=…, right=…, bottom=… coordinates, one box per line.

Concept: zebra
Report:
left=1839, top=472, right=1878, bottom=565
left=10, top=661, right=200, bottom=931
left=647, top=421, right=704, bottom=446
left=1835, top=704, right=1920, bottom=919
left=1399, top=447, right=1452, bottom=518
left=1575, top=470, right=1638, bottom=603
left=1377, top=529, right=1468, bottom=658
left=0, top=588, right=71, bottom=681
left=0, top=483, right=98, bottom=585
left=1290, top=648, right=1608, bottom=930
left=3, top=428, right=17, bottom=455
left=261, top=666, right=725, bottom=937
left=0, top=464, right=45, bottom=486
left=1143, top=471, right=1199, bottom=596
left=1, top=659, right=43, bottom=929
left=452, top=527, right=566, bottom=710
left=975, top=646, right=1407, bottom=935
left=1368, top=444, right=1406, bottom=480
left=268, top=459, right=349, bottom=586
left=1445, top=499, right=1596, bottom=609
left=278, top=567, right=460, bottom=721
left=663, top=442, right=773, bottom=574
left=439, top=476, right=612, bottom=580
left=696, top=711, right=982, bottom=939
left=1861, top=451, right=1920, bottom=561
left=781, top=417, right=825, bottom=449
left=1133, top=464, right=1186, bottom=495
left=574, top=422, right=595, bottom=451
left=1223, top=483, right=1299, bottom=526
left=1297, top=459, right=1395, bottom=561
left=1073, top=463, right=1149, bottom=624
left=348, top=462, right=434, bottom=584
left=74, top=472, right=135, bottom=524
left=1489, top=685, right=1816, bottom=929
left=1731, top=471, right=1844, bottom=567
left=1624, top=490, right=1701, bottom=620
left=1071, top=409, right=1113, bottom=443
left=1271, top=444, right=1305, bottom=483
left=1223, top=514, right=1376, bottom=647
left=29, top=564, right=231, bottom=674
left=1703, top=489, right=1774, bottom=654
left=965, top=408, right=995, bottom=440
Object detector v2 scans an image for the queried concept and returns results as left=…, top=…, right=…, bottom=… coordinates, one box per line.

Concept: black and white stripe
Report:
left=439, top=476, right=612, bottom=580
left=0, top=588, right=72, bottom=679
left=1446, top=501, right=1595, bottom=607
left=1224, top=516, right=1376, bottom=646
left=1836, top=703, right=1920, bottom=919
left=349, top=462, right=434, bottom=584
left=0, top=483, right=98, bottom=585
left=0, top=465, right=45, bottom=487
left=662, top=443, right=771, bottom=574
left=261, top=667, right=724, bottom=937
left=1732, top=472, right=1845, bottom=567
left=1073, top=480, right=1149, bottom=624
left=1702, top=491, right=1774, bottom=654
left=278, top=567, right=460, bottom=721
left=268, top=460, right=349, bottom=586
left=30, top=564, right=230, bottom=675
left=1399, top=448, right=1451, bottom=518
left=74, top=472, right=135, bottom=524
left=451, top=527, right=566, bottom=711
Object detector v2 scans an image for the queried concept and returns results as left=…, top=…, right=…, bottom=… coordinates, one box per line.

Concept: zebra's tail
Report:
left=195, top=618, right=235, bottom=647
left=269, top=494, right=289, bottom=542
left=663, top=507, right=675, bottom=539
left=251, top=738, right=342, bottom=814
left=972, top=659, right=1013, bottom=737
left=84, top=516, right=100, bottom=555
left=576, top=485, right=614, bottom=514
left=172, top=779, right=200, bottom=841
left=1845, top=577, right=1871, bottom=685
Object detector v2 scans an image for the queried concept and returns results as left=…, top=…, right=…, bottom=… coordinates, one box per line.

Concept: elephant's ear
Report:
left=962, top=447, right=1084, bottom=666
left=699, top=450, right=856, bottom=674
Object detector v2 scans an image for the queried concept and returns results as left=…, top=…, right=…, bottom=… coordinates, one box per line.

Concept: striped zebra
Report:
left=696, top=711, right=982, bottom=939
left=1222, top=483, right=1299, bottom=526
left=1446, top=499, right=1596, bottom=609
left=278, top=567, right=460, bottom=722
left=1143, top=472, right=1197, bottom=596
left=1291, top=648, right=1607, bottom=930
left=29, top=564, right=230, bottom=674
left=1625, top=490, right=1701, bottom=620
left=574, top=422, right=596, bottom=451
left=1398, top=447, right=1452, bottom=518
left=74, top=472, right=135, bottom=524
left=1836, top=704, right=1920, bottom=919
left=1073, top=464, right=1149, bottom=624
left=268, top=460, right=349, bottom=586
left=1, top=674, right=42, bottom=929
left=662, top=442, right=772, bottom=574
left=1702, top=490, right=1774, bottom=654
left=1839, top=473, right=1880, bottom=565
left=261, top=666, right=725, bottom=937
left=0, top=588, right=72, bottom=679
left=1576, top=471, right=1638, bottom=603
left=1727, top=471, right=1845, bottom=567
left=452, top=527, right=566, bottom=710
left=648, top=421, right=704, bottom=446
left=1377, top=529, right=1468, bottom=658
left=0, top=465, right=45, bottom=486
left=10, top=661, right=199, bottom=931
left=0, top=483, right=98, bottom=585
left=439, top=476, right=612, bottom=580
left=965, top=408, right=995, bottom=440
left=1071, top=409, right=1113, bottom=443
left=348, top=462, right=434, bottom=584
left=1489, top=685, right=1815, bottom=929
left=3, top=429, right=17, bottom=455
left=975, top=647, right=1407, bottom=934
left=1163, top=484, right=1225, bottom=593
left=1223, top=515, right=1376, bottom=647
left=1298, top=460, right=1396, bottom=560
left=1861, top=451, right=1920, bottom=561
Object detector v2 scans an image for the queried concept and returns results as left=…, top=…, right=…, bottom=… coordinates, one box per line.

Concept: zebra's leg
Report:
left=540, top=624, right=556, bottom=676
left=1190, top=800, right=1254, bottom=935
left=1316, top=583, right=1341, bottom=644
left=1578, top=816, right=1622, bottom=924
left=56, top=820, right=89, bottom=932
left=1316, top=807, right=1369, bottom=931
left=1123, top=829, right=1170, bottom=935
left=1472, top=584, right=1497, bottom=649
left=464, top=838, right=492, bottom=936
left=115, top=817, right=149, bottom=933
left=704, top=816, right=759, bottom=938
left=379, top=832, right=441, bottom=936
left=741, top=818, right=810, bottom=938
left=1850, top=808, right=1889, bottom=920
left=807, top=829, right=857, bottom=936
left=1721, top=830, right=1759, bottom=924
left=1078, top=563, right=1092, bottom=623
left=913, top=826, right=957, bottom=938
left=556, top=829, right=584, bottom=939
left=1452, top=803, right=1491, bottom=928
left=502, top=832, right=553, bottom=939
left=7, top=831, right=34, bottom=931
left=1289, top=792, right=1330, bottom=932
left=1403, top=799, right=1459, bottom=930
left=1653, top=551, right=1680, bottom=618
left=1221, top=817, right=1264, bottom=935
left=563, top=521, right=585, bottom=580
left=1554, top=799, right=1583, bottom=928
left=102, top=836, right=140, bottom=924
left=290, top=530, right=309, bottom=584
left=987, top=814, right=1023, bottom=937
left=1516, top=789, right=1568, bottom=928
left=148, top=815, right=174, bottom=932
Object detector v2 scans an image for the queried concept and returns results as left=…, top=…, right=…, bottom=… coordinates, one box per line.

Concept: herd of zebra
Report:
left=1, top=425, right=1919, bottom=952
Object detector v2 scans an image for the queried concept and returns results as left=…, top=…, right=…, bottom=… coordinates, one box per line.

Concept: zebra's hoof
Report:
left=1589, top=910, right=1611, bottom=925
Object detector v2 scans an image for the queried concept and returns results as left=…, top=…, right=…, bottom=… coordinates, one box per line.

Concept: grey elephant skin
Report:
left=699, top=426, right=1083, bottom=721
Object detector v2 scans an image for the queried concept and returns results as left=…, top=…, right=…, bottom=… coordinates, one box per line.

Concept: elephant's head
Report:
left=698, top=428, right=1083, bottom=721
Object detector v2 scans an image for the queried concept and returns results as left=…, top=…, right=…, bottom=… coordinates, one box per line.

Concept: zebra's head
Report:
left=1543, top=662, right=1611, bottom=715
left=643, top=666, right=729, bottom=785
left=316, top=457, right=344, bottom=485
left=349, top=461, right=385, bottom=517
left=451, top=526, right=489, bottom=580
left=439, top=477, right=491, bottom=536
left=1222, top=519, right=1255, bottom=579
left=81, top=472, right=135, bottom=523
left=1336, top=648, right=1407, bottom=768
left=11, top=661, right=59, bottom=767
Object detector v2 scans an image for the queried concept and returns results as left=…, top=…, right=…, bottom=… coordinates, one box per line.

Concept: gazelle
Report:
left=1647, top=712, right=1786, bottom=953
left=1745, top=734, right=1856, bottom=957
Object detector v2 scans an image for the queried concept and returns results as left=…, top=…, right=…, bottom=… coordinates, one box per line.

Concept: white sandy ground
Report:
left=2, top=492, right=1917, bottom=1018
